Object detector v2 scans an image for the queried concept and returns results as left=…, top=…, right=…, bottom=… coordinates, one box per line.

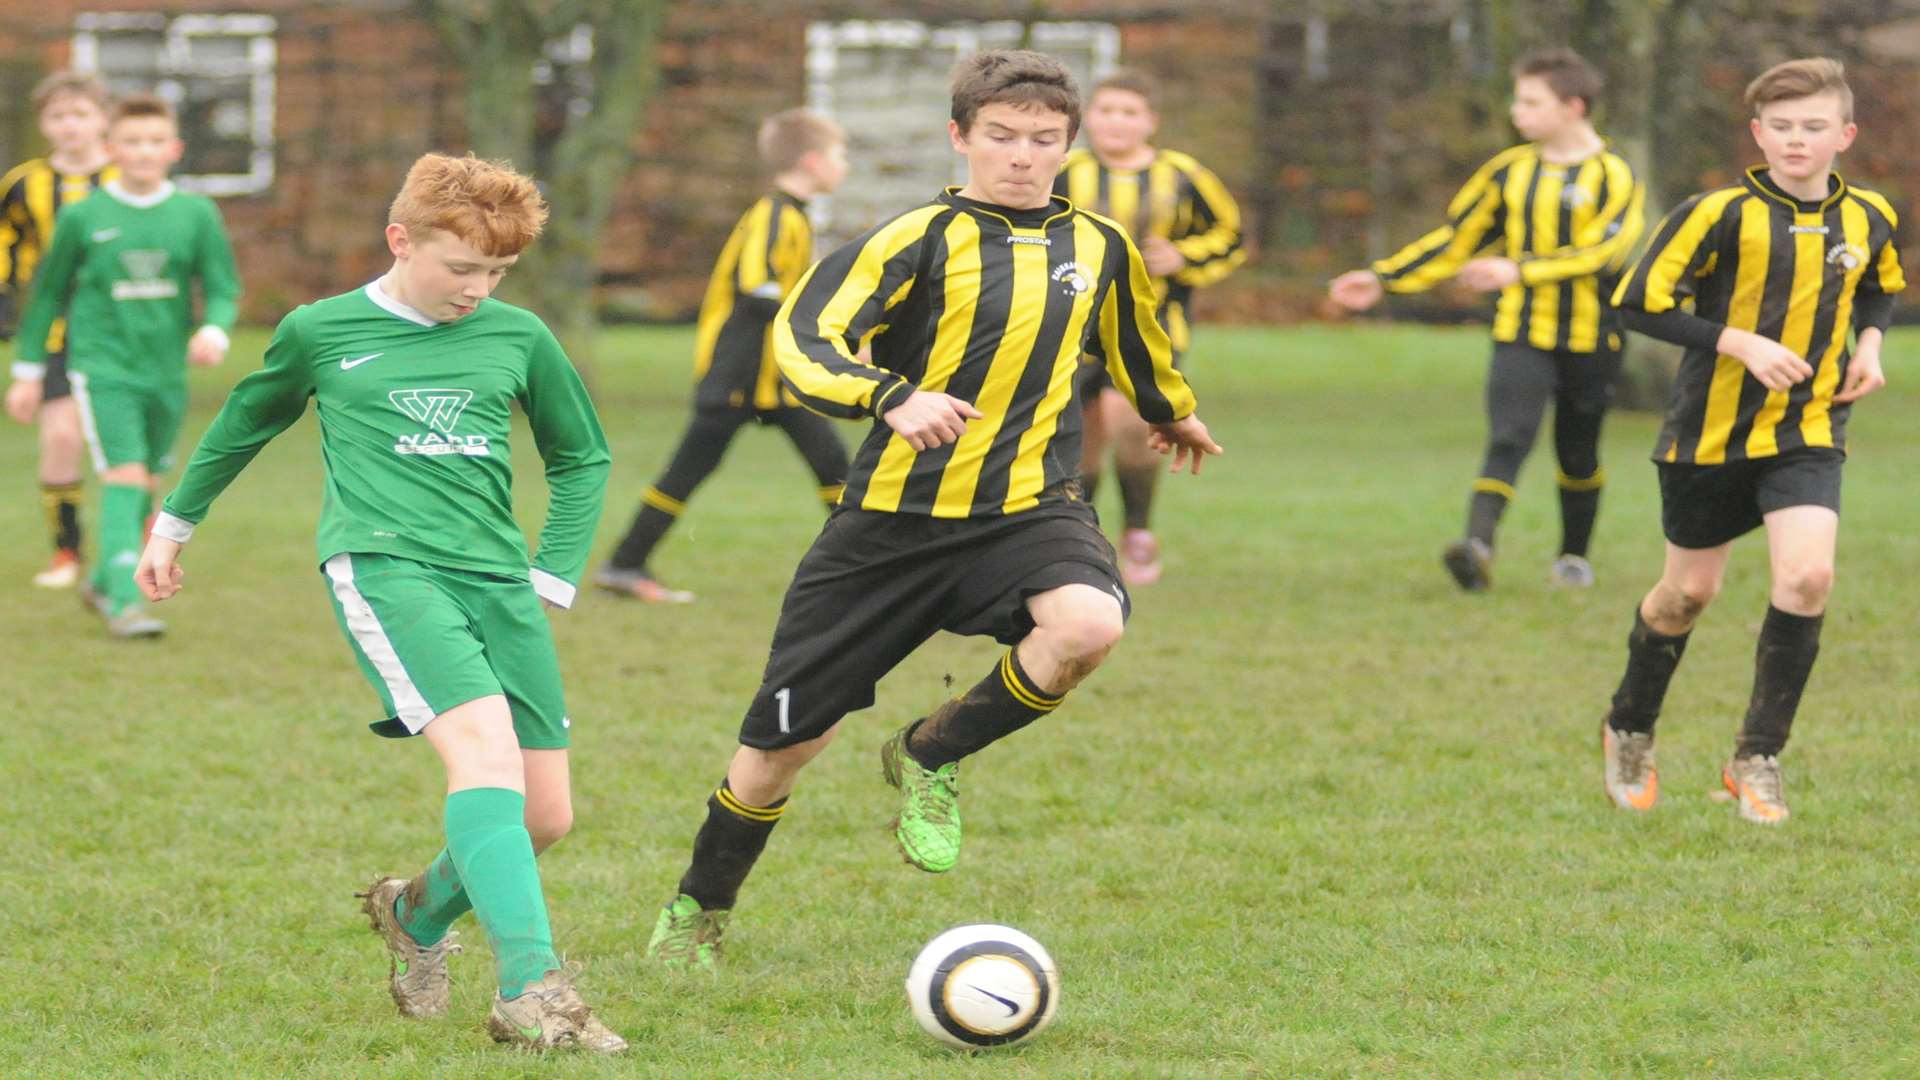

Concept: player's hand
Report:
left=135, top=534, right=186, bottom=602
left=1147, top=414, right=1223, bottom=476
left=1833, top=340, right=1886, bottom=404
left=5, top=378, right=42, bottom=424
left=1721, top=327, right=1813, bottom=392
left=1327, top=270, right=1385, bottom=312
left=1457, top=257, right=1521, bottom=292
left=884, top=390, right=983, bottom=451
left=187, top=327, right=228, bottom=368
left=1142, top=236, right=1187, bottom=277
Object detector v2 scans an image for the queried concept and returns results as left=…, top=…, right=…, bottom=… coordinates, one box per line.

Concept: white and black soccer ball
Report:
left=906, top=924, right=1059, bottom=1049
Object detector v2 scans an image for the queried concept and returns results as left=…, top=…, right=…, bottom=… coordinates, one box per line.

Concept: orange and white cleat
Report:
left=591, top=564, right=693, bottom=604
left=1722, top=754, right=1789, bottom=825
left=32, top=548, right=81, bottom=589
left=1601, top=719, right=1658, bottom=811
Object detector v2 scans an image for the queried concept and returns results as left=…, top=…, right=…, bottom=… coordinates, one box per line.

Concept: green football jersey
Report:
left=12, top=180, right=239, bottom=386
left=156, top=282, right=612, bottom=604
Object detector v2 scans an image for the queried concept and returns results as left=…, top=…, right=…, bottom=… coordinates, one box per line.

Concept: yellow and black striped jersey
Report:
left=1372, top=142, right=1645, bottom=354
left=773, top=187, right=1193, bottom=518
left=0, top=157, right=117, bottom=350
left=1613, top=167, right=1904, bottom=465
left=692, top=191, right=814, bottom=410
left=1053, top=147, right=1243, bottom=352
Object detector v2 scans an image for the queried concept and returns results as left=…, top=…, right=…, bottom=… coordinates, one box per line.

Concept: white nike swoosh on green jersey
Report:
left=341, top=353, right=384, bottom=369
left=91, top=227, right=121, bottom=242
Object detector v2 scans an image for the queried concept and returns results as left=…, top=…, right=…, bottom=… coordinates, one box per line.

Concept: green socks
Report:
left=394, top=847, right=471, bottom=947
left=443, top=787, right=557, bottom=998
left=93, top=483, right=149, bottom=613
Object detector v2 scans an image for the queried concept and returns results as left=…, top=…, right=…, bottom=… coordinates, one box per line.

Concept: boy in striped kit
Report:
left=1330, top=49, right=1645, bottom=591
left=1598, top=59, right=1901, bottom=824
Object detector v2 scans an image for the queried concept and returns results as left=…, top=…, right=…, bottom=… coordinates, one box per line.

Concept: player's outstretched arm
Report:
left=154, top=310, right=317, bottom=557
left=522, top=323, right=612, bottom=609
left=135, top=534, right=185, bottom=602
left=1091, top=223, right=1199, bottom=426
left=1147, top=414, right=1223, bottom=476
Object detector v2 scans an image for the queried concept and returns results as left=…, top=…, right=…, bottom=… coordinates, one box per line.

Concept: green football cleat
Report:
left=881, top=726, right=962, bottom=873
left=647, top=893, right=727, bottom=973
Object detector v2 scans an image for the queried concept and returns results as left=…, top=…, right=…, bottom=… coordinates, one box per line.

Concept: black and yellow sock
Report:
left=1736, top=605, right=1823, bottom=758
left=40, top=481, right=83, bottom=554
left=677, top=781, right=787, bottom=911
left=609, top=486, right=683, bottom=571
left=1557, top=468, right=1604, bottom=558
left=1466, top=478, right=1513, bottom=547
left=1607, top=607, right=1692, bottom=735
left=906, top=648, right=1065, bottom=770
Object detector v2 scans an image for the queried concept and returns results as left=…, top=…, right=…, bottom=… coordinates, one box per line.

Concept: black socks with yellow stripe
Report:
left=41, top=481, right=83, bottom=555
left=906, top=648, right=1064, bottom=770
left=678, top=781, right=787, bottom=911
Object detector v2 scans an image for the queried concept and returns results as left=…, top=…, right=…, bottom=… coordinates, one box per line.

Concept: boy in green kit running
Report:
left=7, top=93, right=238, bottom=636
left=132, top=153, right=625, bottom=1052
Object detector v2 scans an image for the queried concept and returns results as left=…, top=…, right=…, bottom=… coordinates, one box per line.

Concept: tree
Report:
left=427, top=0, right=663, bottom=364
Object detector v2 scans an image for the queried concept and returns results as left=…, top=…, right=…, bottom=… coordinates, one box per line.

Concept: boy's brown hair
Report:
left=109, top=92, right=175, bottom=127
left=1745, top=58, right=1853, bottom=122
left=388, top=153, right=548, bottom=257
left=1091, top=68, right=1159, bottom=112
left=757, top=108, right=844, bottom=174
left=1512, top=48, right=1604, bottom=115
left=950, top=49, right=1081, bottom=139
left=31, top=70, right=109, bottom=114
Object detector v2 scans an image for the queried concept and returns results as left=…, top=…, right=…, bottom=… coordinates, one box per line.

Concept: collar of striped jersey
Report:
left=364, top=279, right=439, bottom=327
left=1744, top=166, right=1847, bottom=213
left=938, top=186, right=1075, bottom=230
left=103, top=179, right=176, bottom=208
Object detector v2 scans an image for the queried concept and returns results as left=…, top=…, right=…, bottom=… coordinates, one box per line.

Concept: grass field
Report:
left=3, top=323, right=1918, bottom=1078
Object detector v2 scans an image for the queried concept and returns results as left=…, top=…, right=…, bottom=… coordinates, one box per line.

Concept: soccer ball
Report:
left=905, top=924, right=1059, bottom=1049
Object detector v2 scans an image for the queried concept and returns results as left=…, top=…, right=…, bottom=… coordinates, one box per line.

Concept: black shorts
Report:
left=738, top=495, right=1129, bottom=749
left=1657, top=447, right=1843, bottom=549
left=42, top=349, right=71, bottom=401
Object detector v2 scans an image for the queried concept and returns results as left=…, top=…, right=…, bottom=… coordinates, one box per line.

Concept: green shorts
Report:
left=321, top=552, right=571, bottom=749
left=69, top=372, right=186, bottom=474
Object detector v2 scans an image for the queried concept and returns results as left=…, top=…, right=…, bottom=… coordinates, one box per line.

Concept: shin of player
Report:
left=133, top=154, right=625, bottom=1051
left=1599, top=59, right=1901, bottom=824
left=647, top=50, right=1222, bottom=972
left=1328, top=50, right=1645, bottom=592
left=1057, top=70, right=1244, bottom=585
left=597, top=109, right=852, bottom=604
left=0, top=72, right=114, bottom=588
left=7, top=94, right=237, bottom=636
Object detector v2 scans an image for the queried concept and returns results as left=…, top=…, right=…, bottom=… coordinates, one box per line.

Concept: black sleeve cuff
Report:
left=1618, top=306, right=1724, bottom=352
left=1854, top=292, right=1896, bottom=334
left=871, top=380, right=915, bottom=417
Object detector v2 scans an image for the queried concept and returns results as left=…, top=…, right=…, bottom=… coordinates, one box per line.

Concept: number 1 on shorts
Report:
left=774, top=687, right=792, bottom=734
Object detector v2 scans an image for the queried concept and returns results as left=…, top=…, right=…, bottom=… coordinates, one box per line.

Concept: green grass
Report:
left=3, top=323, right=1918, bottom=1078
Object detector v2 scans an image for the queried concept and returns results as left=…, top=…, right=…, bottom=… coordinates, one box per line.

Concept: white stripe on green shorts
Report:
left=323, top=553, right=436, bottom=732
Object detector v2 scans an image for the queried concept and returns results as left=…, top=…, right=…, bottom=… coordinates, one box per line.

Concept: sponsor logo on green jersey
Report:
left=389, top=387, right=490, bottom=457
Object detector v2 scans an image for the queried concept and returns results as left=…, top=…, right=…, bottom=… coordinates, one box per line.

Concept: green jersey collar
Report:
left=364, top=280, right=439, bottom=327
left=103, top=179, right=177, bottom=208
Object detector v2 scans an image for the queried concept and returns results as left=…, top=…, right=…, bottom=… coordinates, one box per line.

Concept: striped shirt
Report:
left=0, top=157, right=117, bottom=352
left=692, top=191, right=814, bottom=410
left=1054, top=147, right=1244, bottom=351
left=773, top=188, right=1193, bottom=518
left=1612, top=167, right=1904, bottom=464
left=1372, top=142, right=1645, bottom=354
